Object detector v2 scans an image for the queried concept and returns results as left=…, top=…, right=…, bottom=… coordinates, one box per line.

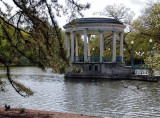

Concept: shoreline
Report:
left=0, top=107, right=108, bottom=118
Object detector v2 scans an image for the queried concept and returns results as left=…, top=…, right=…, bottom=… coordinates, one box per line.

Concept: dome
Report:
left=64, top=17, right=123, bottom=28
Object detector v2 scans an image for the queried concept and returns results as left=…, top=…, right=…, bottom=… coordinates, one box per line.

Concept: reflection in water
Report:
left=0, top=67, right=160, bottom=118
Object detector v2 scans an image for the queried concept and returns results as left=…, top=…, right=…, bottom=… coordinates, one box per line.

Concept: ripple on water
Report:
left=1, top=67, right=160, bottom=118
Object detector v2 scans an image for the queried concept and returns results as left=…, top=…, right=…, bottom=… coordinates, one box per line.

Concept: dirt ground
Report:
left=0, top=107, right=108, bottom=118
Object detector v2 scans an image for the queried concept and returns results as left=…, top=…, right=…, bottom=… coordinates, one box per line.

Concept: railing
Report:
left=89, top=56, right=100, bottom=62
left=133, top=64, right=148, bottom=69
left=74, top=56, right=124, bottom=63
left=74, top=56, right=84, bottom=62
left=103, top=57, right=112, bottom=62
left=116, top=56, right=122, bottom=62
left=134, top=64, right=149, bottom=75
left=74, top=56, right=113, bottom=63
left=124, top=64, right=149, bottom=69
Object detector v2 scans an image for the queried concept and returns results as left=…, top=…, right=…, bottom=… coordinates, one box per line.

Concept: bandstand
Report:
left=64, top=18, right=134, bottom=79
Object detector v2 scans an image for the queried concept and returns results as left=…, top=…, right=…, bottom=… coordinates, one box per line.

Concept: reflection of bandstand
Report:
left=64, top=18, right=134, bottom=79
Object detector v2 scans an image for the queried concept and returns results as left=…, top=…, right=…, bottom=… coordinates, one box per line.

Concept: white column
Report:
left=65, top=32, right=68, bottom=49
left=67, top=34, right=70, bottom=57
left=100, top=31, right=103, bottom=62
left=71, top=31, right=74, bottom=62
left=87, top=35, right=91, bottom=57
left=84, top=30, right=88, bottom=62
left=112, top=31, right=117, bottom=62
left=120, top=32, right=124, bottom=62
left=75, top=35, right=78, bottom=56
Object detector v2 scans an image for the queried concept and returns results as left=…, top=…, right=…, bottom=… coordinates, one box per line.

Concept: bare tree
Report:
left=94, top=4, right=135, bottom=25
left=94, top=4, right=135, bottom=58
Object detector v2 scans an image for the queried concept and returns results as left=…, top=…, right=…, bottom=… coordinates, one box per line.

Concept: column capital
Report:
left=70, top=31, right=75, bottom=34
left=112, top=30, right=119, bottom=33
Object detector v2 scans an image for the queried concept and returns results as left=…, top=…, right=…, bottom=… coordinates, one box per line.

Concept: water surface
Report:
left=0, top=67, right=160, bottom=118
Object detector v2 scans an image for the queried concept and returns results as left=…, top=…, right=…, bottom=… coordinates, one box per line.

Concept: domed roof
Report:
left=64, top=17, right=123, bottom=28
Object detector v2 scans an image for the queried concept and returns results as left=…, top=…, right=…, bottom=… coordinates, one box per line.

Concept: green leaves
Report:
left=0, top=0, right=90, bottom=96
left=144, top=43, right=160, bottom=73
left=12, top=80, right=34, bottom=96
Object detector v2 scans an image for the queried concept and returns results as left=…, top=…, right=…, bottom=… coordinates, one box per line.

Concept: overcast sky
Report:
left=1, top=0, right=159, bottom=28
left=57, top=0, right=159, bottom=28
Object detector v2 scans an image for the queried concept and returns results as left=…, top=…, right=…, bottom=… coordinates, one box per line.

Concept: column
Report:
left=87, top=35, right=91, bottom=57
left=75, top=35, right=79, bottom=57
left=84, top=30, right=88, bottom=62
left=100, top=31, right=103, bottom=62
left=120, top=32, right=124, bottom=62
left=71, top=31, right=74, bottom=62
left=112, top=31, right=117, bottom=62
left=68, top=34, right=70, bottom=57
left=65, top=32, right=68, bottom=49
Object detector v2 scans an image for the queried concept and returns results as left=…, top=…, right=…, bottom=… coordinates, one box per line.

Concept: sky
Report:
left=56, top=0, right=159, bottom=28
left=0, top=0, right=159, bottom=29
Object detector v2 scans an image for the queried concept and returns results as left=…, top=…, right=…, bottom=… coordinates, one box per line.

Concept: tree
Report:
left=95, top=4, right=135, bottom=25
left=144, top=43, right=160, bottom=74
left=131, top=3, right=160, bottom=42
left=93, top=4, right=135, bottom=64
left=131, top=2, right=160, bottom=70
left=0, top=0, right=90, bottom=97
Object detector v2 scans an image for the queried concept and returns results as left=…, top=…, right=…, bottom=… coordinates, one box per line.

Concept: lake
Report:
left=0, top=67, right=160, bottom=118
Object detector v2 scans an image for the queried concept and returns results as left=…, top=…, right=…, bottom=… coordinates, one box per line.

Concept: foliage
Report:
left=71, top=66, right=83, bottom=73
left=131, top=2, right=160, bottom=70
left=90, top=34, right=113, bottom=58
left=124, top=31, right=151, bottom=64
left=12, top=79, right=34, bottom=96
left=132, top=3, right=160, bottom=40
left=0, top=0, right=90, bottom=97
left=90, top=36, right=100, bottom=56
left=144, top=43, right=160, bottom=73
left=77, top=36, right=84, bottom=56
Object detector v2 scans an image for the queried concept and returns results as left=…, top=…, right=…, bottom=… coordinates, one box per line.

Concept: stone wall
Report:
left=65, top=62, right=135, bottom=78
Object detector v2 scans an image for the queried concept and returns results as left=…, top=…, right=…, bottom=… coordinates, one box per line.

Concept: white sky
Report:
left=56, top=0, right=159, bottom=28
left=1, top=0, right=159, bottom=29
